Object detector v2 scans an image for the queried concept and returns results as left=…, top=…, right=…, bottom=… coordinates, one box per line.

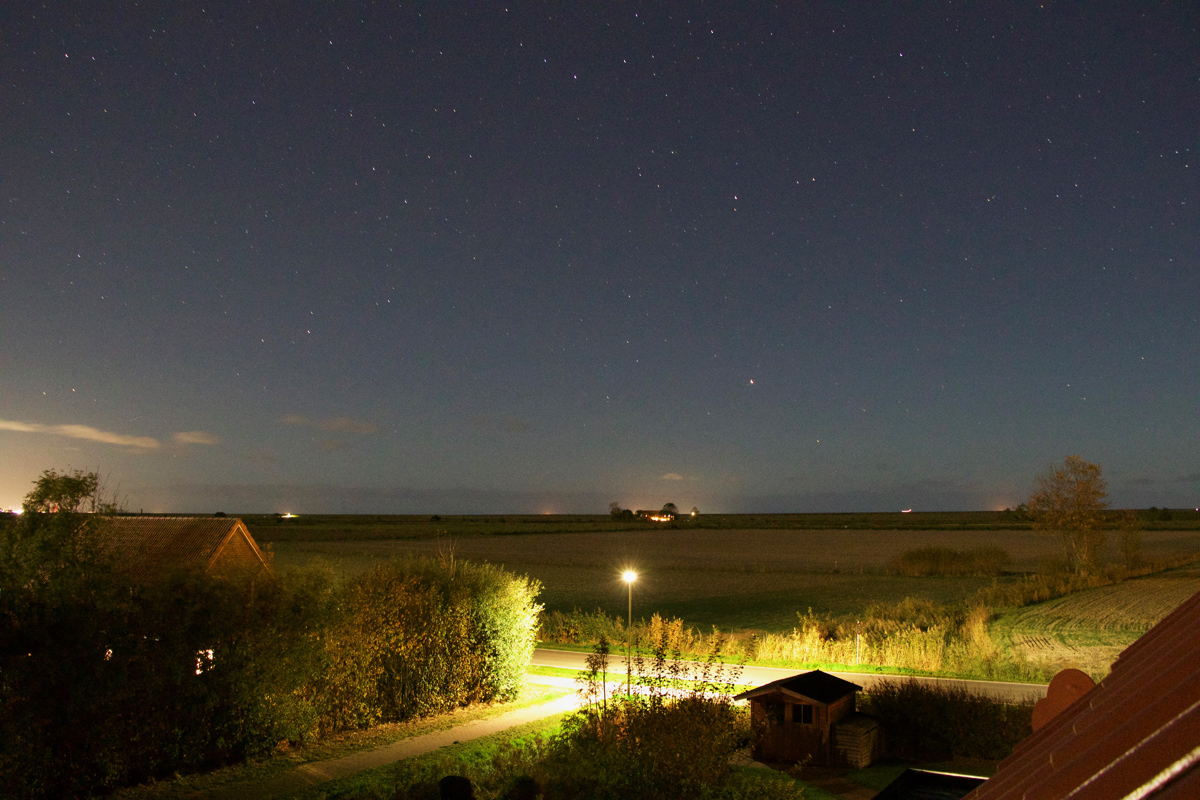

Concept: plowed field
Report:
left=994, top=569, right=1200, bottom=675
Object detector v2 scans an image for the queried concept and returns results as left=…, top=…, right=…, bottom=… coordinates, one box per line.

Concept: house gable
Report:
left=96, top=516, right=272, bottom=583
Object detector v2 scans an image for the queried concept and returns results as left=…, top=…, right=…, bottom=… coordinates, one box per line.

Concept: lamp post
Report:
left=622, top=570, right=637, bottom=694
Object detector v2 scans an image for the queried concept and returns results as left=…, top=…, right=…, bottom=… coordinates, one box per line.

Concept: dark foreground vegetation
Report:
left=0, top=498, right=540, bottom=798
left=380, top=641, right=804, bottom=800
left=323, top=640, right=1031, bottom=800
left=860, top=679, right=1033, bottom=761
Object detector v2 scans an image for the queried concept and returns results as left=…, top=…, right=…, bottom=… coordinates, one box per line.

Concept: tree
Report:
left=1027, top=456, right=1109, bottom=574
left=22, top=469, right=117, bottom=514
left=661, top=503, right=678, bottom=518
left=608, top=502, right=632, bottom=520
left=3, top=470, right=120, bottom=591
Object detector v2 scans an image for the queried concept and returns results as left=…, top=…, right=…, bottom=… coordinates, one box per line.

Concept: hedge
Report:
left=0, top=513, right=541, bottom=798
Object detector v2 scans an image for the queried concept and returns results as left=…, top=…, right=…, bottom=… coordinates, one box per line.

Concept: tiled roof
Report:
left=966, top=586, right=1200, bottom=800
left=94, top=516, right=269, bottom=582
left=874, top=769, right=985, bottom=800
left=734, top=670, right=862, bottom=705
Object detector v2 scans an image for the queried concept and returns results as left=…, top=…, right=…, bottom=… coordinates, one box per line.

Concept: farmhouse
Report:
left=97, top=516, right=272, bottom=583
left=735, top=670, right=879, bottom=767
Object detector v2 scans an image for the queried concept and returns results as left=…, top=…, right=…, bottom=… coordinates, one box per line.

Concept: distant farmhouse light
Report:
left=195, top=648, right=215, bottom=676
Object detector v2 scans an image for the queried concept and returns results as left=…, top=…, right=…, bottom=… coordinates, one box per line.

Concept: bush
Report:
left=311, top=558, right=542, bottom=732
left=887, top=546, right=1011, bottom=576
left=859, top=678, right=1033, bottom=761
left=519, top=639, right=799, bottom=800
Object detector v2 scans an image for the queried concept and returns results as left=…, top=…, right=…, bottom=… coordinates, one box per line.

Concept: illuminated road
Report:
left=531, top=648, right=1049, bottom=704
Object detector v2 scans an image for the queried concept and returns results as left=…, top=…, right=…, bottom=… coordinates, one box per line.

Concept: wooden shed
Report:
left=97, top=516, right=272, bottom=583
left=735, top=670, right=877, bottom=767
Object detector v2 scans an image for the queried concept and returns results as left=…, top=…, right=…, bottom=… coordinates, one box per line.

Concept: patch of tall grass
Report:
left=541, top=606, right=1051, bottom=683
left=974, top=552, right=1200, bottom=611
left=887, top=546, right=1011, bottom=576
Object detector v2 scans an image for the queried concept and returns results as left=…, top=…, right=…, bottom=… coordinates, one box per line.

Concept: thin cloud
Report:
left=468, top=414, right=532, bottom=434
left=660, top=473, right=684, bottom=481
left=173, top=431, right=221, bottom=445
left=320, top=417, right=379, bottom=434
left=283, top=414, right=378, bottom=435
left=0, top=419, right=160, bottom=450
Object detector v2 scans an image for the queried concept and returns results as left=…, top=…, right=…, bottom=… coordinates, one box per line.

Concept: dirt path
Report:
left=205, top=682, right=582, bottom=800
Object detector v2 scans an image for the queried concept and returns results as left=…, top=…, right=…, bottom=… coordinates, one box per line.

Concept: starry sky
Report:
left=2, top=3, right=1197, bottom=514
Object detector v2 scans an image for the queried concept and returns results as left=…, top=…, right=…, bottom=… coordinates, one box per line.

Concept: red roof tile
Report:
left=95, top=516, right=271, bottom=582
left=966, top=587, right=1200, bottom=800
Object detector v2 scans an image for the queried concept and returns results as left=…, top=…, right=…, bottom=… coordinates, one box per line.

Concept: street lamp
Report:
left=622, top=570, right=637, bottom=693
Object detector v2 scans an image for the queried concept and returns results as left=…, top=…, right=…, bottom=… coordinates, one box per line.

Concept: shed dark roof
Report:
left=735, top=670, right=862, bottom=704
left=95, top=516, right=270, bottom=582
left=965, top=585, right=1200, bottom=800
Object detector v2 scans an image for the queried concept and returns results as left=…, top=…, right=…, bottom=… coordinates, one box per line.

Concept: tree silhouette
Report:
left=1028, top=456, right=1109, bottom=574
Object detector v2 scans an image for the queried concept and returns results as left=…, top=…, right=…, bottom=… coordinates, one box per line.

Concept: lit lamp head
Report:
left=622, top=570, right=637, bottom=584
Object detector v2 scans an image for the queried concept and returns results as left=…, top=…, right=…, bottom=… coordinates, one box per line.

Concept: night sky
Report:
left=2, top=3, right=1197, bottom=514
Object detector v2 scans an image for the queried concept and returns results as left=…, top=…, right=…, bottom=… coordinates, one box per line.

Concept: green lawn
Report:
left=279, top=714, right=569, bottom=800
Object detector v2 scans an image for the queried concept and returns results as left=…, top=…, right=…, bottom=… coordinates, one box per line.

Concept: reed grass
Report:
left=887, top=546, right=1011, bottom=576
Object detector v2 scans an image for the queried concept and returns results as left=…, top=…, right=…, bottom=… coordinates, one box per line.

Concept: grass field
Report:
left=990, top=567, right=1200, bottom=675
left=270, top=527, right=1200, bottom=633
left=243, top=510, right=1200, bottom=544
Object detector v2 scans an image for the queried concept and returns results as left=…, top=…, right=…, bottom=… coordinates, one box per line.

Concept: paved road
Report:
left=532, top=647, right=1048, bottom=703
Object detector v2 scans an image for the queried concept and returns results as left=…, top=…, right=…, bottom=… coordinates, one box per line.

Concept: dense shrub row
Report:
left=859, top=678, right=1034, bottom=761
left=0, top=511, right=540, bottom=798
left=886, top=546, right=1012, bottom=576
